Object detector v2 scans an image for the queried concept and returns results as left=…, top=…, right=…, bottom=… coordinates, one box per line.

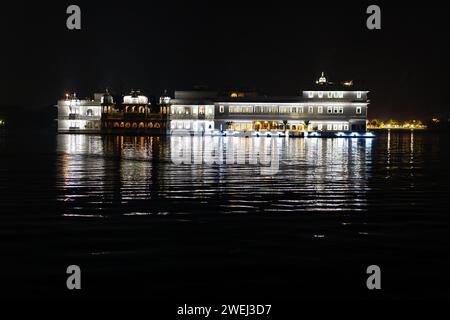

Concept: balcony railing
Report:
left=65, top=114, right=101, bottom=120
left=170, top=114, right=214, bottom=120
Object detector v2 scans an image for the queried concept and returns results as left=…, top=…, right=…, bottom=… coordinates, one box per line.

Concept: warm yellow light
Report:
left=230, top=92, right=238, bottom=98
left=342, top=80, right=353, bottom=86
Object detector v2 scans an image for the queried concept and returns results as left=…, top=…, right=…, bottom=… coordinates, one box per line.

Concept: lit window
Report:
left=318, top=124, right=323, bottom=130
left=318, top=92, right=323, bottom=98
left=356, top=107, right=362, bottom=114
left=219, top=105, right=224, bottom=113
left=338, top=124, right=343, bottom=130
left=338, top=91, right=344, bottom=98
left=308, top=106, right=314, bottom=113
left=299, top=107, right=304, bottom=113
left=308, top=91, right=314, bottom=98
left=357, top=91, right=362, bottom=99
left=344, top=124, right=349, bottom=131
left=333, top=106, right=339, bottom=113
left=327, top=124, right=332, bottom=130
left=333, top=124, right=338, bottom=130
left=327, top=106, right=333, bottom=114
left=318, top=106, right=323, bottom=114
left=327, top=92, right=333, bottom=98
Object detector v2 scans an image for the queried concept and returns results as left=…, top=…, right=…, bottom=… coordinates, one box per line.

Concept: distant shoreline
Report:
left=368, top=127, right=427, bottom=131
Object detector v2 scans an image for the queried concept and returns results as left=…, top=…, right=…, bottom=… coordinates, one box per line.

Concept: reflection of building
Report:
left=56, top=73, right=371, bottom=137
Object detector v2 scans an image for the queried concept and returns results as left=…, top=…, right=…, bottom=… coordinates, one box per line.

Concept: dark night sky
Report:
left=1, top=0, right=449, bottom=120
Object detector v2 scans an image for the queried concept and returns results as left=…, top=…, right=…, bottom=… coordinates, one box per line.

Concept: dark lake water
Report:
left=1, top=130, right=449, bottom=300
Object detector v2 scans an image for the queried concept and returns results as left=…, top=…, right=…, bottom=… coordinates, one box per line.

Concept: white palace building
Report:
left=56, top=73, right=373, bottom=137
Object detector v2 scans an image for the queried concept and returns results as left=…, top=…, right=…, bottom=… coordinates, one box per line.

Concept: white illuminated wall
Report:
left=57, top=99, right=102, bottom=132
left=170, top=120, right=215, bottom=134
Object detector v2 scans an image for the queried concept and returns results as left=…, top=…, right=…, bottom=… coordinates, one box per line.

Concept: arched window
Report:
left=86, top=109, right=93, bottom=116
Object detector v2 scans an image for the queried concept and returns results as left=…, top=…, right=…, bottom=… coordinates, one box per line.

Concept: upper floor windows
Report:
left=327, top=106, right=344, bottom=114
left=229, top=106, right=253, bottom=113
left=308, top=106, right=314, bottom=113
left=219, top=105, right=224, bottom=113
left=356, top=91, right=362, bottom=99
left=308, top=91, right=345, bottom=99
left=356, top=106, right=362, bottom=114
left=318, top=106, right=323, bottom=114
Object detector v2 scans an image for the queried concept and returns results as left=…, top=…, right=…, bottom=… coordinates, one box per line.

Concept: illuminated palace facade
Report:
left=56, top=90, right=170, bottom=134
left=56, top=74, right=371, bottom=137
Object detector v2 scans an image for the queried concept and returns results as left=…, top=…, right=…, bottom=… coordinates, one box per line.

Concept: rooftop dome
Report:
left=123, top=89, right=148, bottom=104
left=101, top=89, right=114, bottom=105
left=316, top=72, right=327, bottom=85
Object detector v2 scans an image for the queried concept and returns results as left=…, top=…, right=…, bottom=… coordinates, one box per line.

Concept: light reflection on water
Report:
left=57, top=134, right=374, bottom=215
left=2, top=130, right=450, bottom=299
